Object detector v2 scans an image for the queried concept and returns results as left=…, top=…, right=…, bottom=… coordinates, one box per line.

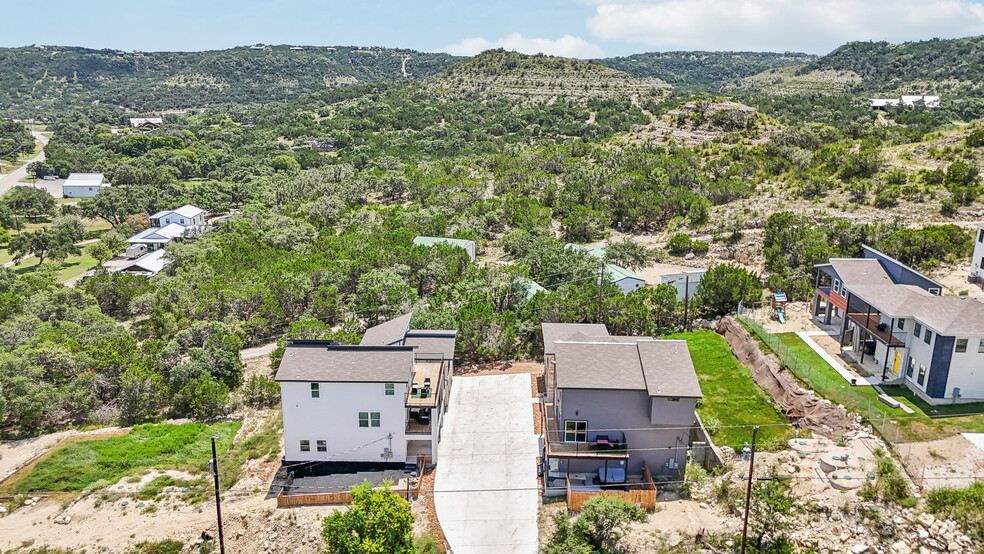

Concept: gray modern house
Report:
left=541, top=323, right=702, bottom=490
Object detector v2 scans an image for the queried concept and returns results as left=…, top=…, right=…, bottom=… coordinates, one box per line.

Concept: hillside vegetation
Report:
left=431, top=49, right=664, bottom=102
left=0, top=45, right=458, bottom=116
left=602, top=51, right=816, bottom=88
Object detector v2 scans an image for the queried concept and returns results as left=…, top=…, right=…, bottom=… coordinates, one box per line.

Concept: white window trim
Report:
left=564, top=420, right=587, bottom=443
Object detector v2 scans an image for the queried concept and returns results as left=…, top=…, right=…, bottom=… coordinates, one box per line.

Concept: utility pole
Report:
left=597, top=260, right=605, bottom=323
left=741, top=425, right=760, bottom=554
left=683, top=274, right=690, bottom=331
left=210, top=435, right=226, bottom=554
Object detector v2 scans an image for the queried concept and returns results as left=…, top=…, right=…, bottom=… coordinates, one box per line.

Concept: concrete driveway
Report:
left=434, top=373, right=539, bottom=554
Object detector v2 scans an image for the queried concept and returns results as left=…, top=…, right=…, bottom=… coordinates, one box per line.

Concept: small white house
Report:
left=276, top=313, right=456, bottom=468
left=63, top=173, right=110, bottom=198
left=413, top=236, right=476, bottom=262
left=149, top=204, right=207, bottom=227
left=565, top=244, right=647, bottom=295
left=129, top=117, right=162, bottom=130
left=972, top=223, right=984, bottom=284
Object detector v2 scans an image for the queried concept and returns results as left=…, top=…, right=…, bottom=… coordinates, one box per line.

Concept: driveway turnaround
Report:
left=434, top=373, right=539, bottom=554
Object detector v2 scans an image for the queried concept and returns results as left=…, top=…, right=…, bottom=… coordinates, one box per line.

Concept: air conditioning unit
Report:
left=666, top=457, right=678, bottom=469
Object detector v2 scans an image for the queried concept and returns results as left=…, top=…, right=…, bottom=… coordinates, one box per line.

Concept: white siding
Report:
left=973, top=227, right=984, bottom=280
left=903, top=322, right=937, bottom=395
left=63, top=186, right=101, bottom=198
left=614, top=277, right=646, bottom=295
left=939, top=334, right=984, bottom=400
left=281, top=381, right=408, bottom=463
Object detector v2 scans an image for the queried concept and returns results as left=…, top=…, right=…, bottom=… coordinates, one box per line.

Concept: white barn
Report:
left=63, top=173, right=110, bottom=198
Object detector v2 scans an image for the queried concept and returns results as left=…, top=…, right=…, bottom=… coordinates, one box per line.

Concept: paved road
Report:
left=434, top=373, right=540, bottom=554
left=0, top=131, right=50, bottom=196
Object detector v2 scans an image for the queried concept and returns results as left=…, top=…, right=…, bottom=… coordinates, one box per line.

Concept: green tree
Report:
left=561, top=205, right=609, bottom=242
left=695, top=264, right=763, bottom=317
left=321, top=479, right=415, bottom=554
left=356, top=269, right=418, bottom=324
left=3, top=186, right=56, bottom=222
left=544, top=495, right=647, bottom=554
left=8, top=217, right=86, bottom=265
left=79, top=185, right=142, bottom=228
left=666, top=233, right=693, bottom=256
left=271, top=154, right=302, bottom=173
left=604, top=239, right=651, bottom=271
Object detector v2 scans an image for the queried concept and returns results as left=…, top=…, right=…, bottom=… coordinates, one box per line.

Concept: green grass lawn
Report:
left=667, top=330, right=798, bottom=451
left=776, top=332, right=984, bottom=442
left=8, top=245, right=101, bottom=283
left=7, top=422, right=241, bottom=492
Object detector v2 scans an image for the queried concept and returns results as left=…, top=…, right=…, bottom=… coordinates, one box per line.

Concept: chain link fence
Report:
left=737, top=315, right=905, bottom=446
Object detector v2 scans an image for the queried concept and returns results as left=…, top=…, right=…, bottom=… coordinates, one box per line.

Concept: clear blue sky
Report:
left=3, top=0, right=984, bottom=58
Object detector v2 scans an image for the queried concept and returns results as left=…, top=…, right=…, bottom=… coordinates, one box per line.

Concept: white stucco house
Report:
left=125, top=204, right=208, bottom=252
left=276, top=313, right=456, bottom=469
left=972, top=223, right=984, bottom=284
left=63, top=173, right=110, bottom=198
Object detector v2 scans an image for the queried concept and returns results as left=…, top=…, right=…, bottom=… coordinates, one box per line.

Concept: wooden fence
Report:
left=565, top=462, right=658, bottom=512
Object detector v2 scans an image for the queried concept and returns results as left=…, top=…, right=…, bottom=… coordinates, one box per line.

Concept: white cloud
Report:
left=442, top=33, right=604, bottom=58
left=585, top=0, right=984, bottom=53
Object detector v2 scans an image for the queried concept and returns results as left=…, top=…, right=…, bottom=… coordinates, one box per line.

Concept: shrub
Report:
left=691, top=240, right=710, bottom=256
left=667, top=233, right=693, bottom=256
left=241, top=375, right=280, bottom=408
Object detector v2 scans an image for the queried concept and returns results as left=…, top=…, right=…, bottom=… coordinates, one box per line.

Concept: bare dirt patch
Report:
left=899, top=434, right=984, bottom=490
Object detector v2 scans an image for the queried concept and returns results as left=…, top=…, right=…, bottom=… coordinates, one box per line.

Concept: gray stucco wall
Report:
left=558, top=388, right=693, bottom=475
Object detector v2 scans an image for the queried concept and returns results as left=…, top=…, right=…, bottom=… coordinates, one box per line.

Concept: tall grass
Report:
left=9, top=422, right=240, bottom=492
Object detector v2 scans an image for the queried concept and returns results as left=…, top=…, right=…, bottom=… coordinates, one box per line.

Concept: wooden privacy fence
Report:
left=565, top=462, right=658, bottom=512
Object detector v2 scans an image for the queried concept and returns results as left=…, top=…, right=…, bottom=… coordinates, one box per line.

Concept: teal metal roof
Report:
left=516, top=278, right=548, bottom=302
left=605, top=263, right=642, bottom=282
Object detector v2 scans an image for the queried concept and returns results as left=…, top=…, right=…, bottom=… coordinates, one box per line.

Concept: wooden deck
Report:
left=407, top=361, right=443, bottom=408
left=847, top=312, right=905, bottom=346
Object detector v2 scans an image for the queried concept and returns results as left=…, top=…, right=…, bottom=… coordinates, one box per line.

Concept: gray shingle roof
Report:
left=553, top=337, right=702, bottom=398
left=553, top=341, right=647, bottom=391
left=541, top=322, right=609, bottom=355
left=274, top=345, right=413, bottom=383
left=826, top=259, right=893, bottom=288
left=360, top=313, right=413, bottom=346
left=912, top=296, right=984, bottom=335
left=637, top=340, right=703, bottom=398
left=404, top=330, right=457, bottom=359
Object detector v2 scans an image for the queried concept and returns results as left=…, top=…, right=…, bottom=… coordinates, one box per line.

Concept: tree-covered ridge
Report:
left=432, top=49, right=664, bottom=102
left=0, top=45, right=459, bottom=116
left=797, top=36, right=984, bottom=91
left=601, top=51, right=816, bottom=88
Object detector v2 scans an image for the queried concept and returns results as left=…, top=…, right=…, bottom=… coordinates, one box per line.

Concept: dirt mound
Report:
left=714, top=316, right=856, bottom=437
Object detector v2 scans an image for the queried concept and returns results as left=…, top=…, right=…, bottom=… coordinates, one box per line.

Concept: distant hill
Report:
left=429, top=49, right=664, bottom=102
left=0, top=45, right=459, bottom=116
left=599, top=51, right=816, bottom=88
left=798, top=36, right=984, bottom=92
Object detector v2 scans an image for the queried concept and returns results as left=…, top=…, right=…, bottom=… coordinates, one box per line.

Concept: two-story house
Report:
left=541, top=323, right=702, bottom=490
left=276, top=313, right=456, bottom=470
left=149, top=204, right=207, bottom=228
left=813, top=245, right=984, bottom=404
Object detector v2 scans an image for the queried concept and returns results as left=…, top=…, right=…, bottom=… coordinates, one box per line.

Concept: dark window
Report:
left=979, top=339, right=984, bottom=354
left=564, top=420, right=587, bottom=442
left=385, top=383, right=395, bottom=396
left=979, top=229, right=983, bottom=243
left=310, top=383, right=320, bottom=398
left=896, top=319, right=904, bottom=330
left=924, top=330, right=933, bottom=345
left=668, top=397, right=681, bottom=402
left=316, top=440, right=327, bottom=452
left=300, top=440, right=310, bottom=452
left=906, top=357, right=915, bottom=378
left=956, top=339, right=969, bottom=353
left=913, top=323, right=922, bottom=338
left=918, top=365, right=927, bottom=386
left=359, top=412, right=380, bottom=428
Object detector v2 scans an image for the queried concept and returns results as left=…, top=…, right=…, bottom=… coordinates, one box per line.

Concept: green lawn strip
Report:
left=667, top=330, right=796, bottom=451
left=774, top=332, right=984, bottom=441
left=9, top=422, right=241, bottom=492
